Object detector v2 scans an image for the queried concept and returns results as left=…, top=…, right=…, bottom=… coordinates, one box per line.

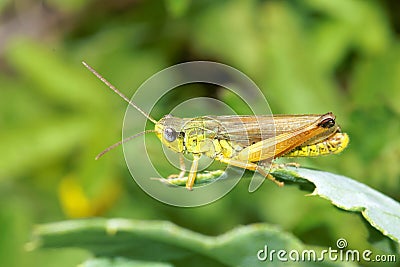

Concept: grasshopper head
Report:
left=155, top=115, right=185, bottom=153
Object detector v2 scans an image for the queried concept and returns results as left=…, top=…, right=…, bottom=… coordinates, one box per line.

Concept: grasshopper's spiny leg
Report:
left=216, top=156, right=284, bottom=187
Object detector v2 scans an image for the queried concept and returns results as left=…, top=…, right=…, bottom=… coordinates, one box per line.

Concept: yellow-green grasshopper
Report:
left=83, top=62, right=349, bottom=190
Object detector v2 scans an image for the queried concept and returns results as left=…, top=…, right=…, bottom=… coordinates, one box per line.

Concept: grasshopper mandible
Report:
left=83, top=62, right=349, bottom=190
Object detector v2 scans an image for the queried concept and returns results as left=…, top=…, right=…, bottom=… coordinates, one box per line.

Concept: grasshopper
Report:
left=83, top=62, right=349, bottom=190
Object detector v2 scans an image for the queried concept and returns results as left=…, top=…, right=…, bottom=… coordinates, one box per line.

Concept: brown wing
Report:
left=206, top=114, right=325, bottom=147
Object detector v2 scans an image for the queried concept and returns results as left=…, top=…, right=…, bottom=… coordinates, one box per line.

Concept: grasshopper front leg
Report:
left=165, top=154, right=200, bottom=190
left=168, top=154, right=186, bottom=179
left=186, top=154, right=201, bottom=190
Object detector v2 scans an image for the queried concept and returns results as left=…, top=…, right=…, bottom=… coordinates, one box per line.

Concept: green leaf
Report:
left=80, top=257, right=172, bottom=267
left=156, top=167, right=400, bottom=244
left=277, top=167, right=400, bottom=244
left=31, top=218, right=354, bottom=267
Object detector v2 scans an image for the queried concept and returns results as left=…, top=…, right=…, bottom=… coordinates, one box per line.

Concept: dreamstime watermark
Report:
left=256, top=238, right=397, bottom=263
left=122, top=61, right=275, bottom=207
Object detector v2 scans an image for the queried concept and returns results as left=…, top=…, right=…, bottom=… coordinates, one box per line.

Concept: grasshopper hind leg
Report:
left=254, top=165, right=284, bottom=187
left=216, top=156, right=284, bottom=187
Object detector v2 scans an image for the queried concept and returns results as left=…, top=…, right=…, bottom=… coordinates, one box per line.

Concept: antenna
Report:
left=95, top=130, right=156, bottom=160
left=82, top=61, right=157, bottom=124
left=82, top=61, right=158, bottom=158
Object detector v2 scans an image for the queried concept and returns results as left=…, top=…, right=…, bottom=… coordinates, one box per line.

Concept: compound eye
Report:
left=164, top=127, right=177, bottom=142
left=318, top=118, right=335, bottom=128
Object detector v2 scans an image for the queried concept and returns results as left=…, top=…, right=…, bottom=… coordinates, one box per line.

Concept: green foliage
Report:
left=31, top=218, right=356, bottom=267
left=80, top=258, right=173, bottom=267
left=158, top=167, right=400, bottom=244
left=1, top=0, right=400, bottom=266
left=279, top=168, right=400, bottom=244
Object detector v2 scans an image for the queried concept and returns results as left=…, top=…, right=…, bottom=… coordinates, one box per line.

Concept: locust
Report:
left=83, top=62, right=349, bottom=190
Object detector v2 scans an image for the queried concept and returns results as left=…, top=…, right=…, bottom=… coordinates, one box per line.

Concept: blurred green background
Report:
left=1, top=0, right=400, bottom=266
